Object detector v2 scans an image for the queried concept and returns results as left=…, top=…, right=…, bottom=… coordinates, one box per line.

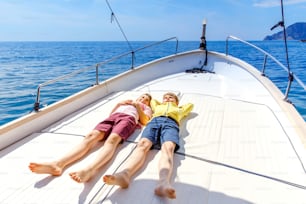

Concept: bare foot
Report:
left=69, top=169, right=96, bottom=183
left=103, top=172, right=129, bottom=188
left=154, top=183, right=176, bottom=199
left=28, top=162, right=63, bottom=176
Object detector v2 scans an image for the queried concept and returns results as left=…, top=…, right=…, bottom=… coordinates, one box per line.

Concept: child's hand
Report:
left=119, top=99, right=133, bottom=105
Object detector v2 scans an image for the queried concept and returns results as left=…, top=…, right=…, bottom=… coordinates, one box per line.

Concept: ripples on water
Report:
left=0, top=41, right=305, bottom=125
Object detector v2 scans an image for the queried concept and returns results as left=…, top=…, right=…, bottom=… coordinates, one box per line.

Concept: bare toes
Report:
left=155, top=185, right=176, bottom=199
left=103, top=173, right=129, bottom=188
left=69, top=172, right=82, bottom=183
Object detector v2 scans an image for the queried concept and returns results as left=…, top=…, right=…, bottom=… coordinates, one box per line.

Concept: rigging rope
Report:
left=270, top=0, right=291, bottom=73
left=270, top=0, right=294, bottom=100
left=105, top=0, right=133, bottom=52
left=280, top=0, right=291, bottom=74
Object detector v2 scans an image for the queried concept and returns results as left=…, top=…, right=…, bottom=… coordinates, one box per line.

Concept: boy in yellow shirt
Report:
left=104, top=92, right=193, bottom=199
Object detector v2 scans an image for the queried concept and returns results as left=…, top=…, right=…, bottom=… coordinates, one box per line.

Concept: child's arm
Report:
left=180, top=103, right=194, bottom=117
left=135, top=102, right=152, bottom=125
left=150, top=99, right=161, bottom=112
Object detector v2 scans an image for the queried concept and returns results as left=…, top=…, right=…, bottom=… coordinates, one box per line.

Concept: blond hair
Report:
left=163, top=92, right=178, bottom=103
left=143, top=93, right=152, bottom=102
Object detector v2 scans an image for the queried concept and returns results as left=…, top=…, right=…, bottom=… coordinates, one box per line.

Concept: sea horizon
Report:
left=0, top=40, right=305, bottom=126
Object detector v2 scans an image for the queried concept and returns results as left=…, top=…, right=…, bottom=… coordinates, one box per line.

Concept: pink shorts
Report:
left=94, top=112, right=137, bottom=141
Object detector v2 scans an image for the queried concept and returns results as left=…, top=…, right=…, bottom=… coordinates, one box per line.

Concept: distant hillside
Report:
left=264, top=22, right=306, bottom=40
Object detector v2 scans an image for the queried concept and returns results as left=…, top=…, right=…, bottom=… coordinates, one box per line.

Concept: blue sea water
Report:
left=0, top=40, right=305, bottom=126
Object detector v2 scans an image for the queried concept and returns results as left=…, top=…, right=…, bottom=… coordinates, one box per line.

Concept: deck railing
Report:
left=33, top=37, right=178, bottom=111
left=226, top=35, right=306, bottom=101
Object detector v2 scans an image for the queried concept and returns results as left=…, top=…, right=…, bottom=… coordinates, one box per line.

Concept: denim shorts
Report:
left=141, top=116, right=180, bottom=151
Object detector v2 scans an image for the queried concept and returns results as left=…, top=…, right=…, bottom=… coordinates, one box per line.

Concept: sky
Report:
left=0, top=0, right=306, bottom=41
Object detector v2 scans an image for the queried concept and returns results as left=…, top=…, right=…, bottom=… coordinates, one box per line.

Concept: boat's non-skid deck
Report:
left=0, top=90, right=305, bottom=204
left=0, top=132, right=138, bottom=204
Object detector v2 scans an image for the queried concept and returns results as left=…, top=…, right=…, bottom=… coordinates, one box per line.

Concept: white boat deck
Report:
left=1, top=68, right=305, bottom=203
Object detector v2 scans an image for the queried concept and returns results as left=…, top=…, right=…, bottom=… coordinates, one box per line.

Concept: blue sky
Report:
left=0, top=0, right=306, bottom=41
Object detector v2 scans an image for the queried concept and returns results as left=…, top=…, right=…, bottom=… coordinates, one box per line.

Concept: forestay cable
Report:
left=105, top=0, right=133, bottom=52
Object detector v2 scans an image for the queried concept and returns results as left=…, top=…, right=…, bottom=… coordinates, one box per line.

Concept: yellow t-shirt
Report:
left=150, top=99, right=193, bottom=125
